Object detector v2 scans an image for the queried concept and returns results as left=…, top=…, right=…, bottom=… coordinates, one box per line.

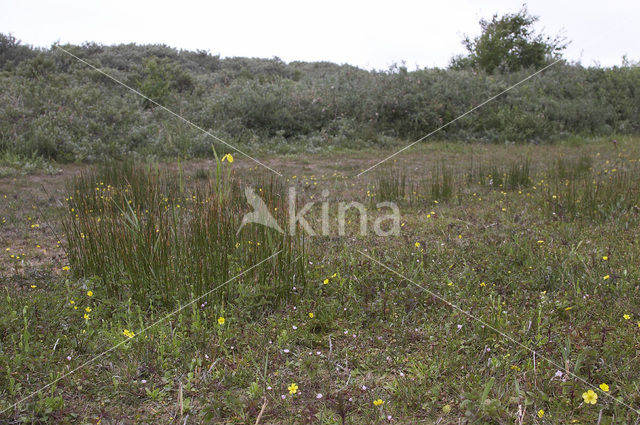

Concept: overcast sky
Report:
left=2, top=0, right=638, bottom=70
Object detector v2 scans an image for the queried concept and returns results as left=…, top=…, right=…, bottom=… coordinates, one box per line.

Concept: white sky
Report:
left=2, top=0, right=638, bottom=69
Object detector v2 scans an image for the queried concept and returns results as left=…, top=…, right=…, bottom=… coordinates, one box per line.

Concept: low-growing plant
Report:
left=544, top=163, right=640, bottom=221
left=371, top=167, right=406, bottom=205
left=62, top=159, right=307, bottom=311
left=429, top=164, right=455, bottom=202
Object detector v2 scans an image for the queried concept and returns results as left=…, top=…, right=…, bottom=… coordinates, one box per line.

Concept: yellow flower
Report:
left=308, top=312, right=314, bottom=318
left=85, top=307, right=92, bottom=313
left=221, top=153, right=234, bottom=163
left=62, top=266, right=70, bottom=271
left=480, top=282, right=486, bottom=287
left=582, top=389, right=597, bottom=404
left=30, top=284, right=37, bottom=289
left=218, top=316, right=225, bottom=325
left=373, top=398, right=384, bottom=406
left=288, top=383, right=298, bottom=394
left=87, top=290, right=93, bottom=297
left=602, top=256, right=608, bottom=261
left=69, top=300, right=75, bottom=305
left=414, top=242, right=420, bottom=248
left=537, top=409, right=544, bottom=418
left=537, top=240, right=544, bottom=244
left=599, top=383, right=609, bottom=392
left=323, top=278, right=329, bottom=285
left=83, top=313, right=90, bottom=320
left=623, top=314, right=630, bottom=320
left=123, top=329, right=135, bottom=338
left=603, top=275, right=610, bottom=280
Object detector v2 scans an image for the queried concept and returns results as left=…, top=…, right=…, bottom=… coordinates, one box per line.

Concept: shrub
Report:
left=0, top=38, right=639, bottom=161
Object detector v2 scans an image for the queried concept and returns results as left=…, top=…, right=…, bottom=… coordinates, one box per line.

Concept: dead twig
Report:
left=255, top=398, right=267, bottom=425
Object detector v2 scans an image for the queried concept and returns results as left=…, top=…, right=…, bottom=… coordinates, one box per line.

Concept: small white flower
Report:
left=281, top=394, right=286, bottom=400
left=66, top=356, right=72, bottom=361
left=267, top=386, right=272, bottom=390
left=283, top=349, right=290, bottom=353
left=316, top=393, right=323, bottom=399
left=292, top=325, right=298, bottom=330
left=362, top=385, right=367, bottom=391
left=141, top=379, right=147, bottom=384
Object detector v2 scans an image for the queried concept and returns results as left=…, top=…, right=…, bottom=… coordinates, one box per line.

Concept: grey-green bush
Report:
left=1, top=37, right=638, bottom=161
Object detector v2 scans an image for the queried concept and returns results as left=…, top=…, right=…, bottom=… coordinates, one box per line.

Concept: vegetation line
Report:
left=357, top=59, right=561, bottom=177
left=53, top=45, right=283, bottom=176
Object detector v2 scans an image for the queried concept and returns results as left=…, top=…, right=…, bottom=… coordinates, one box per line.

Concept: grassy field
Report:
left=1, top=137, right=640, bottom=424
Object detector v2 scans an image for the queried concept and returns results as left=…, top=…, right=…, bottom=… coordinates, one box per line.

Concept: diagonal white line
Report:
left=54, top=45, right=282, bottom=177
left=1, top=250, right=282, bottom=415
left=358, top=249, right=640, bottom=416
left=356, top=59, right=562, bottom=177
